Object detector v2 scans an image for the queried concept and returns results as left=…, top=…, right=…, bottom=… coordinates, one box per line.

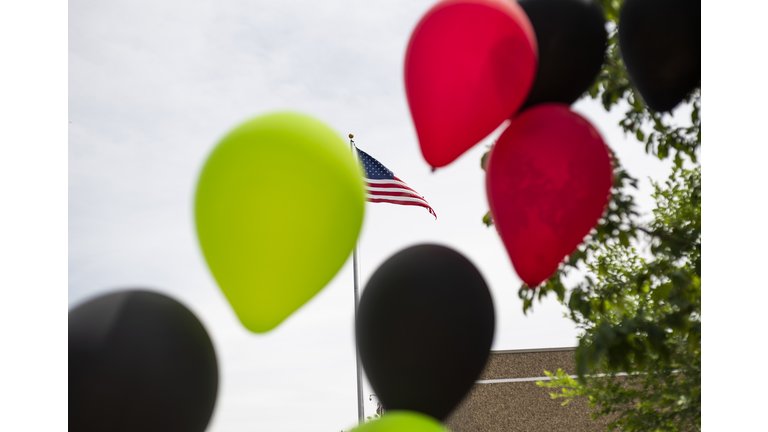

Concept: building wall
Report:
left=445, top=348, right=611, bottom=432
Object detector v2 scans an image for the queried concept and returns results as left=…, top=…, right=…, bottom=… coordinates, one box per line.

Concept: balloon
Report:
left=486, top=104, right=612, bottom=287
left=405, top=0, right=537, bottom=168
left=356, top=244, right=495, bottom=421
left=195, top=112, right=364, bottom=333
left=518, top=0, right=606, bottom=110
left=619, top=0, right=701, bottom=112
left=69, top=290, right=218, bottom=432
left=349, top=411, right=451, bottom=432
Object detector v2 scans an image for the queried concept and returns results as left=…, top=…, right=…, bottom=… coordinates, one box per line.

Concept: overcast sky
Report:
left=67, top=1, right=690, bottom=430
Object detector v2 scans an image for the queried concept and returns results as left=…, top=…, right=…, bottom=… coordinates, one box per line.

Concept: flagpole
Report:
left=349, top=133, right=365, bottom=425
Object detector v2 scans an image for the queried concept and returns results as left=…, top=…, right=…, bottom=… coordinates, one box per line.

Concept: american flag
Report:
left=356, top=146, right=437, bottom=219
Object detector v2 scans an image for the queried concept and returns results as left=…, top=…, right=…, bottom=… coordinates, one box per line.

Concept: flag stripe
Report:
left=366, top=176, right=424, bottom=194
left=366, top=198, right=437, bottom=217
left=365, top=178, right=413, bottom=188
left=365, top=186, right=424, bottom=197
left=364, top=194, right=431, bottom=205
left=365, top=178, right=411, bottom=186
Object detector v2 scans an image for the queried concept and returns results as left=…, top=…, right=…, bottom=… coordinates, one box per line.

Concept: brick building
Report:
left=445, top=347, right=610, bottom=432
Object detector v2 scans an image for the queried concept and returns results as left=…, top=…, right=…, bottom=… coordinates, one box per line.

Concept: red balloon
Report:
left=405, top=0, right=538, bottom=168
left=486, top=104, right=612, bottom=287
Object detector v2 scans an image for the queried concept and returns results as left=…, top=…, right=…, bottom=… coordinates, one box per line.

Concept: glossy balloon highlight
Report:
left=356, top=244, right=495, bottom=421
left=69, top=290, right=218, bottom=432
left=195, top=112, right=364, bottom=333
left=405, top=0, right=537, bottom=168
left=486, top=104, right=612, bottom=287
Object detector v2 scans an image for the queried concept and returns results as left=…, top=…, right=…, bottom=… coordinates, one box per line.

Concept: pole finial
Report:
left=349, top=133, right=354, bottom=139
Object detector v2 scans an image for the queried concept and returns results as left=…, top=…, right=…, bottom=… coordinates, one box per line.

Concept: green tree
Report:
left=538, top=166, right=700, bottom=431
left=482, top=1, right=701, bottom=430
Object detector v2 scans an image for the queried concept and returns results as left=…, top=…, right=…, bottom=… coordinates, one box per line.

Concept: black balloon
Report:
left=518, top=0, right=607, bottom=110
left=619, top=0, right=701, bottom=112
left=69, top=290, right=218, bottom=432
left=356, top=244, right=495, bottom=421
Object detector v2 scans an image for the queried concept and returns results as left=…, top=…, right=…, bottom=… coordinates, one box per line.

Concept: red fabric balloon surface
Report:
left=405, top=0, right=537, bottom=168
left=486, top=104, right=612, bottom=287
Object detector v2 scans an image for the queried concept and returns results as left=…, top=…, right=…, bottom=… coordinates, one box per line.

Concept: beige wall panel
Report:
left=480, top=349, right=577, bottom=380
left=444, top=349, right=611, bottom=432
left=446, top=382, right=610, bottom=432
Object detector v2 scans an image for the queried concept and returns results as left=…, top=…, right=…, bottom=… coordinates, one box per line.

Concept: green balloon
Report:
left=195, top=112, right=364, bottom=333
left=350, top=411, right=451, bottom=432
